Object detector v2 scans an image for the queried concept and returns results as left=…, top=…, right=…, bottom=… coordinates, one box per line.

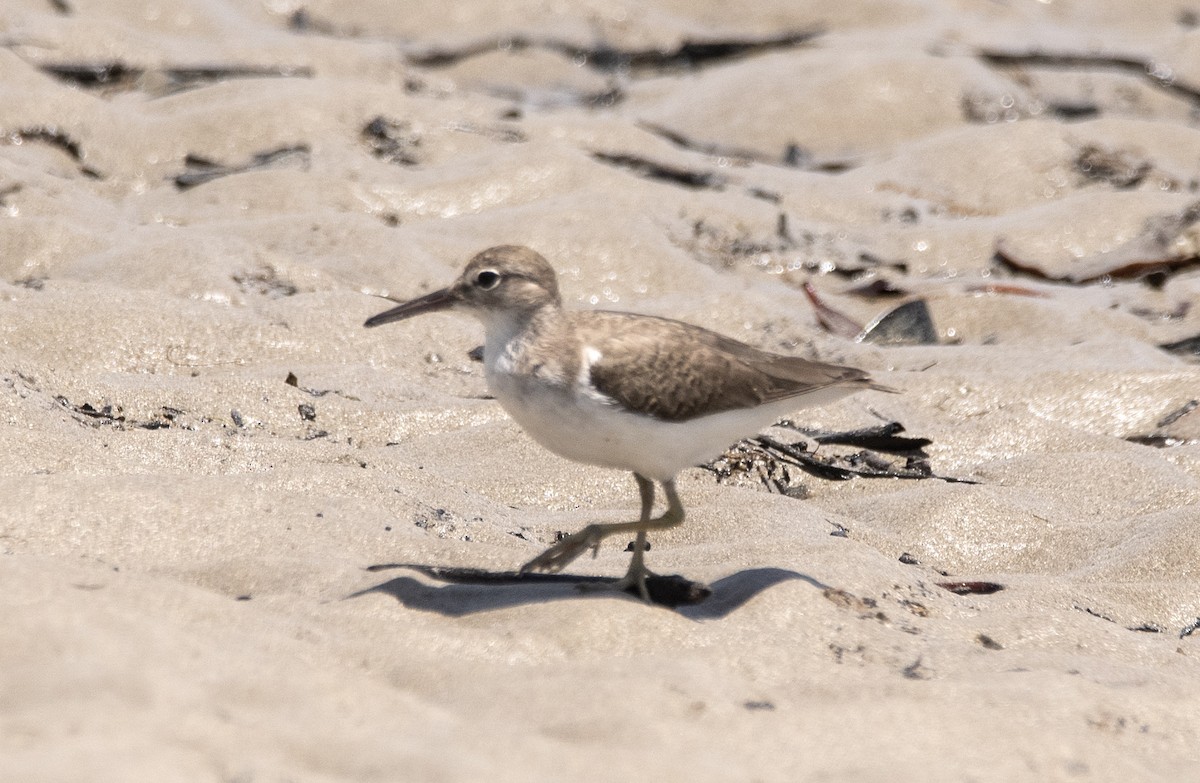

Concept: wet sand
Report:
left=2, top=1, right=1200, bottom=780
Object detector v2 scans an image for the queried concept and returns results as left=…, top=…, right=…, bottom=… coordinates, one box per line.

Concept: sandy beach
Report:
left=2, top=1, right=1200, bottom=780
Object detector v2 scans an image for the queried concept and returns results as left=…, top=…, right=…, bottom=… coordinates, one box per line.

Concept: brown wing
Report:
left=579, top=312, right=879, bottom=422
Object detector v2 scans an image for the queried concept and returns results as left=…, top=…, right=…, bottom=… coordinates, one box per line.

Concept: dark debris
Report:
left=232, top=266, right=298, bottom=298
left=174, top=145, right=311, bottom=190
left=1074, top=143, right=1151, bottom=189
left=1159, top=334, right=1200, bottom=359
left=704, top=420, right=969, bottom=493
left=936, top=580, right=1004, bottom=595
left=361, top=116, right=422, bottom=165
left=857, top=299, right=938, bottom=346
left=802, top=282, right=936, bottom=345
left=1158, top=399, right=1198, bottom=427
left=638, top=121, right=856, bottom=172
left=977, top=47, right=1200, bottom=108
left=796, top=420, right=933, bottom=456
left=976, top=633, right=1004, bottom=650
left=591, top=151, right=725, bottom=190
left=408, top=30, right=820, bottom=75
left=285, top=371, right=361, bottom=401
left=3, top=126, right=102, bottom=178
left=994, top=199, right=1200, bottom=284
left=55, top=396, right=194, bottom=431
left=36, top=60, right=311, bottom=96
left=39, top=61, right=140, bottom=89
left=1125, top=399, right=1199, bottom=447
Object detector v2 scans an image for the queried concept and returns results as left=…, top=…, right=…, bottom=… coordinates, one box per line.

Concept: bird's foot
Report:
left=606, top=559, right=657, bottom=602
left=519, top=524, right=605, bottom=575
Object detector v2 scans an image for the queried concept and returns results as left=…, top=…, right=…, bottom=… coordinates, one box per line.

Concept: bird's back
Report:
left=571, top=311, right=887, bottom=422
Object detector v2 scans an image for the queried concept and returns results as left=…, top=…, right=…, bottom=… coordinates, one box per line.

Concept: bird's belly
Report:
left=487, top=371, right=809, bottom=481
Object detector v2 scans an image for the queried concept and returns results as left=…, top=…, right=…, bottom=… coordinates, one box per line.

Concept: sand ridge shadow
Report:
left=347, top=563, right=828, bottom=619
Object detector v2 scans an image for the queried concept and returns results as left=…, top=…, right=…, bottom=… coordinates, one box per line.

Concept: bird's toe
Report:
left=520, top=526, right=602, bottom=574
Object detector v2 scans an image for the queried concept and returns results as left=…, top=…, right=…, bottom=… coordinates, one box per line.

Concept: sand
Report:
left=2, top=1, right=1200, bottom=780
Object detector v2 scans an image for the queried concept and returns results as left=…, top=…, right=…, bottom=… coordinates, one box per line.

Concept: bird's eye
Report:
left=474, top=269, right=501, bottom=290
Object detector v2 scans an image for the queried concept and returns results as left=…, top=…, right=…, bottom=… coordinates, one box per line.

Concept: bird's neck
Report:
left=479, top=304, right=563, bottom=366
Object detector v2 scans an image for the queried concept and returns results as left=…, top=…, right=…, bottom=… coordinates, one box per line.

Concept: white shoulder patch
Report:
left=578, top=346, right=614, bottom=403
left=579, top=346, right=603, bottom=381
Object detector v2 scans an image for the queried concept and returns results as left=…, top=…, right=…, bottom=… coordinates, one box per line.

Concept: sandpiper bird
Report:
left=365, top=246, right=893, bottom=601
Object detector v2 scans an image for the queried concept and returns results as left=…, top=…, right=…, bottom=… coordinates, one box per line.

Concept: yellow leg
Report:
left=611, top=476, right=656, bottom=600
left=613, top=529, right=653, bottom=601
left=520, top=475, right=685, bottom=601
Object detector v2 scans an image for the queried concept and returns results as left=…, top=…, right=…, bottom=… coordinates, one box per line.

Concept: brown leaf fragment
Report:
left=802, top=282, right=862, bottom=338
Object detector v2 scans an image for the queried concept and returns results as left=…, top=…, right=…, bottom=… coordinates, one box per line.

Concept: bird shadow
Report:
left=346, top=563, right=829, bottom=619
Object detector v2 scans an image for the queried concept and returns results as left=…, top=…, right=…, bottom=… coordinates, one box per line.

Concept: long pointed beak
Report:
left=364, top=287, right=457, bottom=328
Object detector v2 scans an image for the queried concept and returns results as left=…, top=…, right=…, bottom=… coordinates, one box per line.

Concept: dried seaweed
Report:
left=705, top=422, right=973, bottom=492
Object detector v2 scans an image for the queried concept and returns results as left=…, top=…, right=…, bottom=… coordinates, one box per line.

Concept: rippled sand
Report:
left=2, top=1, right=1199, bottom=780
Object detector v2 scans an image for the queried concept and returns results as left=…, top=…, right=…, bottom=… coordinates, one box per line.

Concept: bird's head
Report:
left=364, top=245, right=561, bottom=329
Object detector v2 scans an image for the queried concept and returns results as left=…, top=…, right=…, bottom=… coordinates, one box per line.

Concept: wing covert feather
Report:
left=577, top=312, right=874, bottom=422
